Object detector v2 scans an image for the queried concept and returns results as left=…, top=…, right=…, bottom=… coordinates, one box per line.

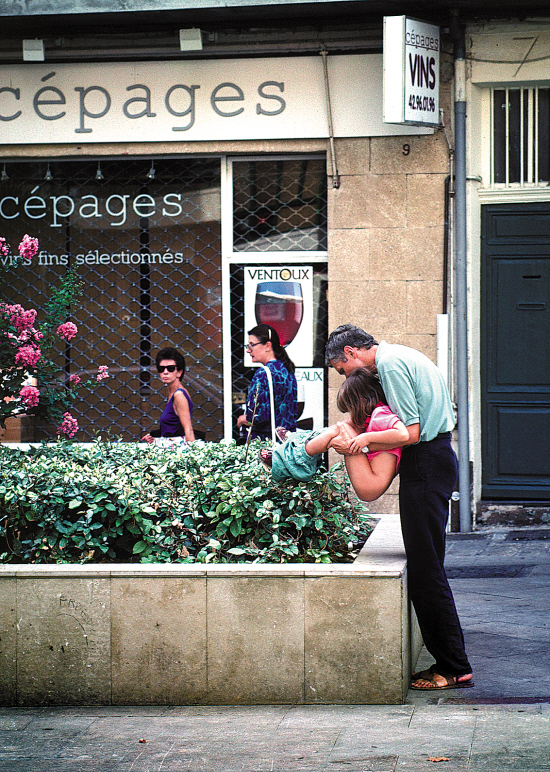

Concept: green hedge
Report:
left=0, top=439, right=373, bottom=564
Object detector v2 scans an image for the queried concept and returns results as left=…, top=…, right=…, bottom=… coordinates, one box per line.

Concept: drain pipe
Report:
left=451, top=13, right=472, bottom=532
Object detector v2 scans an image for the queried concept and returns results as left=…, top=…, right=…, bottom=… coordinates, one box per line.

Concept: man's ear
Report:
left=343, top=345, right=356, bottom=358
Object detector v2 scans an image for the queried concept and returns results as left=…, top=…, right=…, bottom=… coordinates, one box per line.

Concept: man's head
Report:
left=325, top=324, right=378, bottom=376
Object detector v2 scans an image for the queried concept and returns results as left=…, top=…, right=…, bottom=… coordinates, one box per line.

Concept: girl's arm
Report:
left=172, top=389, right=195, bottom=443
left=349, top=419, right=409, bottom=454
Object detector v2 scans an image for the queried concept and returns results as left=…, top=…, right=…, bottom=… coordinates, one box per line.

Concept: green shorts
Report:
left=271, top=430, right=322, bottom=482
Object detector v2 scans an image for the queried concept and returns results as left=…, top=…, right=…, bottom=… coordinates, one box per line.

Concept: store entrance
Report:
left=481, top=202, right=550, bottom=501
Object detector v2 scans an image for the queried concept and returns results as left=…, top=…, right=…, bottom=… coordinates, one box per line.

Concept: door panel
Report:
left=481, top=202, right=550, bottom=500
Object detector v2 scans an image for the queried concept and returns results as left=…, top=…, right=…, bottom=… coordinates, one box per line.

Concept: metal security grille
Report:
left=0, top=157, right=222, bottom=441
left=492, top=87, right=550, bottom=186
left=227, top=157, right=328, bottom=439
left=232, top=158, right=327, bottom=252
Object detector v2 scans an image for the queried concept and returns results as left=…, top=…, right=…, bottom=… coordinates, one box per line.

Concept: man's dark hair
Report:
left=325, top=324, right=378, bottom=366
left=155, top=347, right=186, bottom=375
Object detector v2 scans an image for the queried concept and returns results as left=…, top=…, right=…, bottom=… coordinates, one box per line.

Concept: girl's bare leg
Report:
left=345, top=452, right=398, bottom=502
left=304, top=423, right=341, bottom=456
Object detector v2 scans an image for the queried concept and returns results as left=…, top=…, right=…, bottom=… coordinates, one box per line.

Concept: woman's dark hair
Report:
left=336, top=367, right=386, bottom=428
left=247, top=323, right=295, bottom=374
left=155, top=347, right=186, bottom=375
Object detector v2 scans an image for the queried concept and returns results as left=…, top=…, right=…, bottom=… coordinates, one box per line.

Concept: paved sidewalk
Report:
left=1, top=527, right=550, bottom=772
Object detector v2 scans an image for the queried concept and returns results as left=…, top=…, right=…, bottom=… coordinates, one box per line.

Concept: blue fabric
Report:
left=246, top=359, right=297, bottom=441
left=271, top=430, right=321, bottom=482
left=159, top=388, right=193, bottom=437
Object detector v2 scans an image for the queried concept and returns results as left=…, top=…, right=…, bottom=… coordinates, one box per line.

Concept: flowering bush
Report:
left=0, top=235, right=109, bottom=438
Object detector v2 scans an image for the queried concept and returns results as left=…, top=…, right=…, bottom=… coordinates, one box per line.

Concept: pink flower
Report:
left=69, top=374, right=81, bottom=386
left=19, top=385, right=40, bottom=407
left=56, top=321, right=78, bottom=342
left=0, top=237, right=9, bottom=257
left=57, top=412, right=78, bottom=438
left=0, top=303, right=38, bottom=335
left=18, top=235, right=39, bottom=261
left=96, top=365, right=109, bottom=381
left=14, top=344, right=41, bottom=367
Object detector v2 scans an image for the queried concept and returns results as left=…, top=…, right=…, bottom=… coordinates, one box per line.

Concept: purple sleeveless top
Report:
left=159, top=388, right=193, bottom=437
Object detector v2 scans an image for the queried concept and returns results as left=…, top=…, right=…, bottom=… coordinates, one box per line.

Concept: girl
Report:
left=237, top=324, right=298, bottom=441
left=259, top=368, right=409, bottom=502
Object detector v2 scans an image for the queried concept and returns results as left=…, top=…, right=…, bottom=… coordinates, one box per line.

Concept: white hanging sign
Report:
left=383, top=16, right=440, bottom=126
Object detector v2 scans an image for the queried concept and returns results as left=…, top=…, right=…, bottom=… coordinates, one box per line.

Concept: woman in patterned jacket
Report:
left=237, top=324, right=297, bottom=441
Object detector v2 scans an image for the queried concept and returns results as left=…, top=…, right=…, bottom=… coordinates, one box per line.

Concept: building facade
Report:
left=0, top=0, right=548, bottom=524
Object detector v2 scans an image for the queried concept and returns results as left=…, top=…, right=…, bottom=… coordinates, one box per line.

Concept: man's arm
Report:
left=366, top=421, right=419, bottom=451
left=331, top=422, right=420, bottom=455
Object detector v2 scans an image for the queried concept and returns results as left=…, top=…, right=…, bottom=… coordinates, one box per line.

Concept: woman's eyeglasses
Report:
left=245, top=342, right=262, bottom=351
left=157, top=365, right=177, bottom=373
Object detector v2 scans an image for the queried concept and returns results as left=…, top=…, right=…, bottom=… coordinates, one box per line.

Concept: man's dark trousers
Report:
left=399, top=433, right=471, bottom=676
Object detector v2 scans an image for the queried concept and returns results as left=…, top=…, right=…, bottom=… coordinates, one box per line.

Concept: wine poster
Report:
left=244, top=265, right=314, bottom=367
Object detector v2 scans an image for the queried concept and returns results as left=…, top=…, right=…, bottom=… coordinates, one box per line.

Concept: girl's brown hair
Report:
left=336, top=368, right=386, bottom=428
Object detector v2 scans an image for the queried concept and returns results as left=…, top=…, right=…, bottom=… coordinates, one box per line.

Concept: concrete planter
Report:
left=0, top=514, right=420, bottom=706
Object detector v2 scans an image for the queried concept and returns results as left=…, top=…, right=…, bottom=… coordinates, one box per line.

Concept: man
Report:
left=325, top=324, right=473, bottom=690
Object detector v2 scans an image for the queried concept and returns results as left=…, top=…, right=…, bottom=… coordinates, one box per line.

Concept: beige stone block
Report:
left=366, top=174, right=407, bottom=229
left=369, top=226, right=443, bottom=281
left=406, top=281, right=443, bottom=335
left=407, top=174, right=446, bottom=227
left=17, top=578, right=111, bottom=705
left=333, top=138, right=370, bottom=175
left=207, top=577, right=304, bottom=703
left=111, top=577, right=207, bottom=705
left=328, top=228, right=369, bottom=282
left=370, top=133, right=449, bottom=175
left=305, top=577, right=404, bottom=703
left=328, top=175, right=370, bottom=229
left=328, top=174, right=406, bottom=230
left=0, top=579, right=16, bottom=705
left=328, top=280, right=408, bottom=339
left=372, top=492, right=400, bottom=515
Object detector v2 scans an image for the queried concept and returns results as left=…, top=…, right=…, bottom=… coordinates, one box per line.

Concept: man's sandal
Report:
left=258, top=448, right=273, bottom=471
left=410, top=665, right=474, bottom=691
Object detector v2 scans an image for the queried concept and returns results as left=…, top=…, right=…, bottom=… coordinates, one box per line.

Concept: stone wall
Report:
left=0, top=515, right=421, bottom=707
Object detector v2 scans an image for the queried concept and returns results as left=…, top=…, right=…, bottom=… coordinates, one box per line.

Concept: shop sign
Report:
left=0, top=55, right=432, bottom=143
left=244, top=265, right=314, bottom=368
left=383, top=16, right=440, bottom=126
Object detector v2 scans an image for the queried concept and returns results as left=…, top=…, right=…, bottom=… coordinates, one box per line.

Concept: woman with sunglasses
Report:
left=141, top=347, right=195, bottom=444
left=237, top=324, right=297, bottom=441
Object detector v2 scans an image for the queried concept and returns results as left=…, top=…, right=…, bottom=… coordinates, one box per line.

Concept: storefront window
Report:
left=227, top=156, right=328, bottom=439
left=0, top=158, right=222, bottom=441
left=492, top=87, right=550, bottom=186
left=232, top=158, right=327, bottom=252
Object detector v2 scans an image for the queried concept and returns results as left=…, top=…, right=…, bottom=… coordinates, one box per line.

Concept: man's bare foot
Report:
left=411, top=668, right=474, bottom=690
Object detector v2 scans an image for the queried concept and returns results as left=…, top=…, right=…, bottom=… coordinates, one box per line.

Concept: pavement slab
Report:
left=1, top=528, right=550, bottom=772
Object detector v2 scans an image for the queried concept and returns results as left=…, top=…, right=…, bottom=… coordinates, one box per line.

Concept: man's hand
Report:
left=328, top=421, right=357, bottom=455
left=141, top=433, right=155, bottom=444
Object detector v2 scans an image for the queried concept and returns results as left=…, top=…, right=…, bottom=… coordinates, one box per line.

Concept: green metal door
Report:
left=481, top=202, right=550, bottom=501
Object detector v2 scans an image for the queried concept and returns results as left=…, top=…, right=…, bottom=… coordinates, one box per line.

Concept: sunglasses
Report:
left=157, top=365, right=177, bottom=373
